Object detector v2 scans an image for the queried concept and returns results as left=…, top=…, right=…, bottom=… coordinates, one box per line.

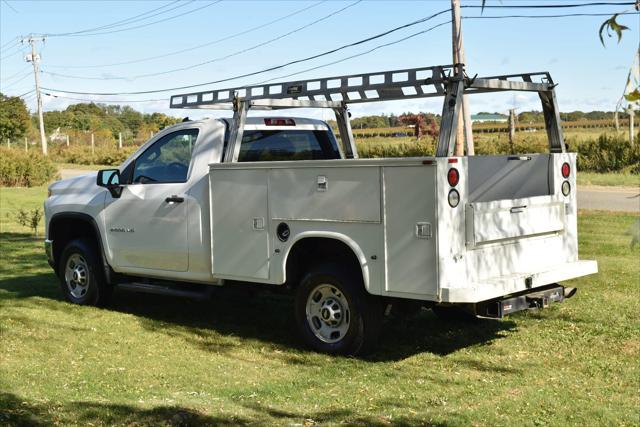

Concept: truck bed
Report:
left=208, top=154, right=596, bottom=303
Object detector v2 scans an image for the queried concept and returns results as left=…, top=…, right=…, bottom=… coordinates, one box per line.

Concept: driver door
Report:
left=104, top=128, right=198, bottom=272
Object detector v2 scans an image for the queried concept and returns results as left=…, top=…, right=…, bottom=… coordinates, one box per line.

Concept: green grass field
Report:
left=1, top=186, right=639, bottom=426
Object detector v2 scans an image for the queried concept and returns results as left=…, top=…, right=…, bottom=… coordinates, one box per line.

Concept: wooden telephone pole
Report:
left=23, top=36, right=47, bottom=155
left=451, top=0, right=474, bottom=155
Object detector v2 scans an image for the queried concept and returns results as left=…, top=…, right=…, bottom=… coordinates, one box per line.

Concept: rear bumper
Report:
left=440, top=260, right=598, bottom=303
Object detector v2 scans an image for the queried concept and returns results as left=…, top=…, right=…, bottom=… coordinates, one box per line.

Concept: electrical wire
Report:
left=253, top=21, right=453, bottom=86
left=42, top=0, right=362, bottom=81
left=0, top=72, right=30, bottom=90
left=44, top=1, right=327, bottom=69
left=43, top=1, right=187, bottom=37
left=16, top=89, right=34, bottom=98
left=42, top=7, right=453, bottom=95
left=50, top=1, right=221, bottom=38
left=252, top=10, right=639, bottom=86
left=0, top=40, right=19, bottom=54
left=463, top=1, right=636, bottom=9
left=42, top=92, right=166, bottom=103
left=40, top=7, right=639, bottom=97
left=1, top=65, right=30, bottom=82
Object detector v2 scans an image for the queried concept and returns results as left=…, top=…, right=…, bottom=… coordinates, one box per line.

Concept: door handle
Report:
left=165, top=195, right=184, bottom=203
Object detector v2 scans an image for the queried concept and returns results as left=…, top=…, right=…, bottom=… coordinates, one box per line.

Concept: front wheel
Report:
left=294, top=264, right=381, bottom=356
left=58, top=239, right=112, bottom=306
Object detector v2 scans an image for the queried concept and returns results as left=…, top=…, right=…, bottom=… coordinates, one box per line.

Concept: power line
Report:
left=45, top=1, right=327, bottom=69
left=16, top=89, right=34, bottom=98
left=253, top=21, right=453, bottom=86
left=0, top=72, right=31, bottom=90
left=42, top=8, right=453, bottom=95
left=464, top=1, right=637, bottom=9
left=0, top=39, right=19, bottom=54
left=43, top=1, right=187, bottom=37
left=2, top=0, right=18, bottom=13
left=40, top=8, right=639, bottom=97
left=251, top=9, right=638, bottom=87
left=49, top=1, right=221, bottom=38
left=1, top=65, right=30, bottom=82
left=42, top=92, right=166, bottom=104
left=42, top=0, right=363, bottom=81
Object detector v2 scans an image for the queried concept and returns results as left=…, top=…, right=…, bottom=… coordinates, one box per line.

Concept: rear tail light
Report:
left=264, top=118, right=295, bottom=126
left=448, top=189, right=460, bottom=207
left=561, top=162, right=570, bottom=178
left=561, top=181, right=571, bottom=196
left=447, top=168, right=459, bottom=187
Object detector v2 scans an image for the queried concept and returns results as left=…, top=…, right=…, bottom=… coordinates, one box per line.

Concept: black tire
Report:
left=432, top=305, right=477, bottom=322
left=294, top=263, right=381, bottom=356
left=58, top=238, right=112, bottom=306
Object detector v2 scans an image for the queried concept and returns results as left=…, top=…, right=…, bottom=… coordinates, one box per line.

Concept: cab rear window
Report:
left=238, top=130, right=340, bottom=162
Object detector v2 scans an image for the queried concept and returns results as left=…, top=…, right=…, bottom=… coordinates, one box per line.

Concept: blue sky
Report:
left=1, top=0, right=638, bottom=119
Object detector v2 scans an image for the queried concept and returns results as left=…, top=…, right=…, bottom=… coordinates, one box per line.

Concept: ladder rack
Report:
left=169, top=65, right=565, bottom=157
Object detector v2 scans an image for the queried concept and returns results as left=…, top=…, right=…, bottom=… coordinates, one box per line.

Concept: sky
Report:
left=0, top=0, right=638, bottom=120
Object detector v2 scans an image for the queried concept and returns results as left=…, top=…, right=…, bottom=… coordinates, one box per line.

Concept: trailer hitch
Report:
left=475, top=284, right=573, bottom=318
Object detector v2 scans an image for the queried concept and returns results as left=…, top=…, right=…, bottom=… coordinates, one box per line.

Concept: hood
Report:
left=48, top=172, right=99, bottom=196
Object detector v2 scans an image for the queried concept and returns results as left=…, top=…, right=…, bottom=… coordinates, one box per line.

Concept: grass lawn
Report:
left=576, top=172, right=639, bottom=188
left=0, top=186, right=639, bottom=426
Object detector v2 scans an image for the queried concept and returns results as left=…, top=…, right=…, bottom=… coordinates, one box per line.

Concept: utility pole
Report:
left=451, top=0, right=474, bottom=156
left=118, top=132, right=122, bottom=149
left=508, top=109, right=517, bottom=153
left=23, top=36, right=47, bottom=155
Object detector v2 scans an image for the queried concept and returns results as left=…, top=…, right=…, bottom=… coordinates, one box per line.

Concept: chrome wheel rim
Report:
left=65, top=254, right=89, bottom=299
left=306, top=284, right=350, bottom=344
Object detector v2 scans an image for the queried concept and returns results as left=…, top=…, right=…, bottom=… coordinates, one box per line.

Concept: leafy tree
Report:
left=0, top=93, right=31, bottom=142
left=399, top=113, right=438, bottom=140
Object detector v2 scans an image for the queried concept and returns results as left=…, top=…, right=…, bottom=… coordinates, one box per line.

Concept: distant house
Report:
left=49, top=127, right=68, bottom=143
left=471, top=113, right=508, bottom=123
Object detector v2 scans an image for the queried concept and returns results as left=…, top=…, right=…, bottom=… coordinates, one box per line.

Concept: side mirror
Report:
left=96, top=169, right=123, bottom=198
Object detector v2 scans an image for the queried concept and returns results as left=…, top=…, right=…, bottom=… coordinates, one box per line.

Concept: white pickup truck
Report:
left=44, top=65, right=597, bottom=355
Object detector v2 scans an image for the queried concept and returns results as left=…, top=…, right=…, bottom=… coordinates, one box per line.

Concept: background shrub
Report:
left=49, top=145, right=138, bottom=166
left=0, top=147, right=59, bottom=187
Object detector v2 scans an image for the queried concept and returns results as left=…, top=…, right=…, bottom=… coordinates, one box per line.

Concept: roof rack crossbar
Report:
left=170, top=65, right=456, bottom=110
left=170, top=64, right=565, bottom=157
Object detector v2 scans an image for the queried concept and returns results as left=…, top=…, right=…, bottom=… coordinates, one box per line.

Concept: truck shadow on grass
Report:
left=0, top=232, right=516, bottom=362
left=0, top=391, right=461, bottom=426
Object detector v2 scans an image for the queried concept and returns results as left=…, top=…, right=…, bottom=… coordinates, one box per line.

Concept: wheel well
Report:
left=49, top=214, right=103, bottom=274
left=285, top=237, right=363, bottom=288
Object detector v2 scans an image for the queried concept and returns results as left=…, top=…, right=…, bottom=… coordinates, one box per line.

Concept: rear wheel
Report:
left=295, top=263, right=381, bottom=356
left=58, top=239, right=111, bottom=306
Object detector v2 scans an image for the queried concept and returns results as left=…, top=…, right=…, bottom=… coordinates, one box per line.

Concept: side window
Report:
left=238, top=130, right=340, bottom=162
left=132, top=129, right=199, bottom=184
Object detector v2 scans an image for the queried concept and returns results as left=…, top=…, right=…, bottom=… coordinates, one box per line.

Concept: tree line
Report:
left=1, top=91, right=636, bottom=145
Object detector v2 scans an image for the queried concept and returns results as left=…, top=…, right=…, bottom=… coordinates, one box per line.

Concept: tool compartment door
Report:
left=383, top=166, right=438, bottom=297
left=465, top=196, right=565, bottom=246
left=210, top=169, right=270, bottom=280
